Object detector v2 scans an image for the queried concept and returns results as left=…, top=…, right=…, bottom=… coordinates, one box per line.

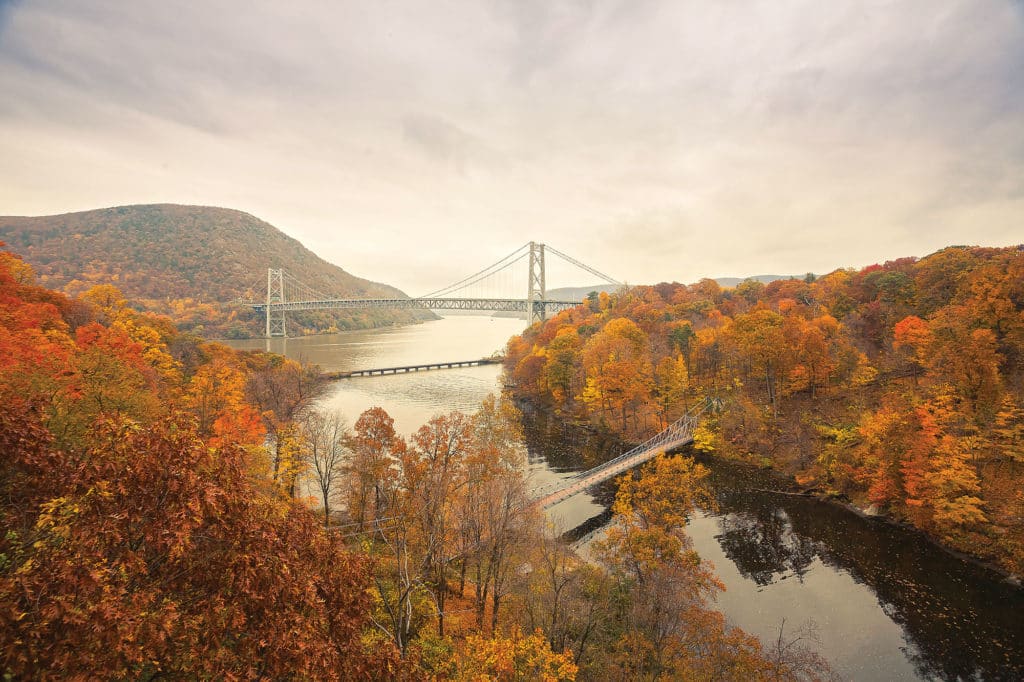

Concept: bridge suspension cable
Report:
left=545, top=245, right=622, bottom=286
left=416, top=243, right=531, bottom=299
left=281, top=269, right=334, bottom=301
left=416, top=242, right=620, bottom=300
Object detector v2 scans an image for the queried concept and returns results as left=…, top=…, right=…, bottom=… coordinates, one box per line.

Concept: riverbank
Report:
left=205, top=315, right=432, bottom=343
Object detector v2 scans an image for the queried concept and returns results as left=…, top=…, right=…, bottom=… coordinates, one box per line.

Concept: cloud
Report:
left=401, top=114, right=502, bottom=175
left=0, top=0, right=1022, bottom=293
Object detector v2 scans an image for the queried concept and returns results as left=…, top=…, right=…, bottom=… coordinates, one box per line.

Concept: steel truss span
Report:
left=250, top=297, right=583, bottom=315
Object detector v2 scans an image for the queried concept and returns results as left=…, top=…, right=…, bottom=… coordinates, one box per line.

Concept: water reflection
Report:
left=714, top=506, right=819, bottom=587
left=226, top=316, right=520, bottom=376
left=695, top=457, right=1024, bottom=681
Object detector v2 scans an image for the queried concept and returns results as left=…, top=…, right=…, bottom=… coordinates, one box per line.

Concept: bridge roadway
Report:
left=528, top=403, right=711, bottom=510
left=250, top=297, right=583, bottom=315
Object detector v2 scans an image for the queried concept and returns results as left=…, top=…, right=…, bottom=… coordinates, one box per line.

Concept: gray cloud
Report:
left=0, top=0, right=1021, bottom=293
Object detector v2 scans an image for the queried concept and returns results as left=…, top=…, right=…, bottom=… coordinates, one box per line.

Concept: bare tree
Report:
left=301, top=408, right=349, bottom=527
left=765, top=618, right=837, bottom=682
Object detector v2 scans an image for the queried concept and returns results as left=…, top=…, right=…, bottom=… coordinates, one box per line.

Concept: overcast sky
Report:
left=1, top=0, right=1022, bottom=294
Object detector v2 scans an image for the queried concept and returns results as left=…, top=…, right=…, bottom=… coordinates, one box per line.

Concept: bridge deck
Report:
left=251, top=297, right=582, bottom=314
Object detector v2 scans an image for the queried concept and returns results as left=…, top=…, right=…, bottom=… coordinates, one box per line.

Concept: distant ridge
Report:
left=0, top=204, right=431, bottom=338
left=546, top=284, right=620, bottom=300
left=713, top=275, right=793, bottom=287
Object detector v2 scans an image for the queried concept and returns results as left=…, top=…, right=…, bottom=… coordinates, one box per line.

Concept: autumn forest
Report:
left=2, top=241, right=1022, bottom=680
left=505, top=245, right=1024, bottom=574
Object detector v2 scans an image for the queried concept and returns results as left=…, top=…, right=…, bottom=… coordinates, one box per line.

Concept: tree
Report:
left=856, top=403, right=912, bottom=508
left=893, top=315, right=932, bottom=370
left=365, top=476, right=426, bottom=656
left=654, top=353, right=689, bottom=424
left=349, top=406, right=405, bottom=532
left=992, top=395, right=1024, bottom=463
left=517, top=531, right=615, bottom=674
left=458, top=395, right=534, bottom=630
left=244, top=355, right=329, bottom=493
left=453, top=627, right=578, bottom=681
left=542, top=327, right=582, bottom=406
left=47, top=322, right=163, bottom=447
left=579, top=317, right=654, bottom=435
left=183, top=345, right=263, bottom=446
left=0, top=412, right=392, bottom=680
left=302, top=408, right=350, bottom=527
left=403, top=412, right=474, bottom=638
left=925, top=434, right=987, bottom=537
left=728, top=309, right=789, bottom=417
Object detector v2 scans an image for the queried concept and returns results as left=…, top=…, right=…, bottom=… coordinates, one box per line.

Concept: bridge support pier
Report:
left=266, top=268, right=287, bottom=338
left=527, top=241, right=546, bottom=326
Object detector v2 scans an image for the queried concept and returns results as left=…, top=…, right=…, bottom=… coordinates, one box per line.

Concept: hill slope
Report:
left=0, top=204, right=430, bottom=337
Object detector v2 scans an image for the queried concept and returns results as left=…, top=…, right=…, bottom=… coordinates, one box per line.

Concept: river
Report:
left=227, top=315, right=1024, bottom=681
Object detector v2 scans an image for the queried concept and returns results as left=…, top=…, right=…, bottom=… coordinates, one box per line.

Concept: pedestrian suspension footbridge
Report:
left=527, top=398, right=719, bottom=510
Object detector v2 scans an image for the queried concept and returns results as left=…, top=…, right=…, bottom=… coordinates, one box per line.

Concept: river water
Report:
left=227, top=316, right=1024, bottom=681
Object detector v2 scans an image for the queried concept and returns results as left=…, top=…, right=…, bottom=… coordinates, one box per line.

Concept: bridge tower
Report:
left=527, top=241, right=546, bottom=325
left=266, top=268, right=287, bottom=337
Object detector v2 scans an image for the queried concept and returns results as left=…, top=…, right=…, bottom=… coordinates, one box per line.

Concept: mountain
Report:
left=713, top=275, right=794, bottom=287
left=0, top=204, right=431, bottom=338
left=712, top=272, right=790, bottom=284
left=546, top=284, right=620, bottom=300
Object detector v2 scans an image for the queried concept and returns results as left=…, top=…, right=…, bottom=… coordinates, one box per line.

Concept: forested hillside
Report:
left=0, top=204, right=430, bottom=337
left=505, top=245, right=1024, bottom=574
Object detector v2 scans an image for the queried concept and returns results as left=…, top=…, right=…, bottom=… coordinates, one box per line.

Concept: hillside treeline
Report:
left=505, top=245, right=1024, bottom=573
left=0, top=204, right=430, bottom=338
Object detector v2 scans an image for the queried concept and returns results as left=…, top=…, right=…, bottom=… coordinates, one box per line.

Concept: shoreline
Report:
left=203, top=315, right=433, bottom=343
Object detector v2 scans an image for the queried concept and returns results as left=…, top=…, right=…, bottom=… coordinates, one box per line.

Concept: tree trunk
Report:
left=490, top=589, right=501, bottom=633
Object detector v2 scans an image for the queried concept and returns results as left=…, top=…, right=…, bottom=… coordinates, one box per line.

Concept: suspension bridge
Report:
left=242, top=242, right=621, bottom=337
